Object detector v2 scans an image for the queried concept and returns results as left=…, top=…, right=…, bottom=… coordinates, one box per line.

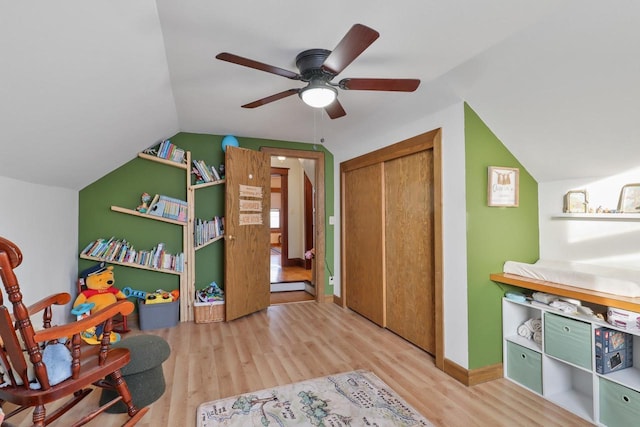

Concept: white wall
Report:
left=287, top=160, right=304, bottom=259
left=0, top=176, right=78, bottom=324
left=539, top=166, right=640, bottom=268
left=329, top=102, right=470, bottom=368
left=270, top=157, right=305, bottom=259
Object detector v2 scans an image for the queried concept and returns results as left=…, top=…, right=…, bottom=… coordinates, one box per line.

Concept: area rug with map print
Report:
left=197, top=370, right=433, bottom=426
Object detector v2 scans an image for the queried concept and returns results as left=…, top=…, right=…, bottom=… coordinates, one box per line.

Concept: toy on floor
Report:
left=122, top=287, right=179, bottom=307
left=121, top=286, right=148, bottom=300
left=196, top=282, right=224, bottom=303
left=71, top=302, right=95, bottom=320
left=144, top=289, right=179, bottom=304
left=75, top=265, right=127, bottom=312
left=74, top=264, right=126, bottom=344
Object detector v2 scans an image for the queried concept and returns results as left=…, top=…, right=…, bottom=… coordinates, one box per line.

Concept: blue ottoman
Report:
left=99, top=334, right=170, bottom=413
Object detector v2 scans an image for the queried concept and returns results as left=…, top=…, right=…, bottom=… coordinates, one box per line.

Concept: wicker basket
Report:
left=194, top=301, right=225, bottom=323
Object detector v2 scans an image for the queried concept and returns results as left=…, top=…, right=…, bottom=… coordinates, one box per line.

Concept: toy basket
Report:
left=194, top=301, right=225, bottom=323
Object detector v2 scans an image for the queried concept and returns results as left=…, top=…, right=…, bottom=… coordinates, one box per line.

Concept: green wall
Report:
left=78, top=132, right=335, bottom=302
left=464, top=104, right=539, bottom=369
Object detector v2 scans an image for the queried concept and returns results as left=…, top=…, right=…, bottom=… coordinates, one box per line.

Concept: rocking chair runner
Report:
left=0, top=237, right=148, bottom=426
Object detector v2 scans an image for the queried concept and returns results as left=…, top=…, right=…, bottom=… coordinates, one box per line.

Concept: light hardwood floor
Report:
left=270, top=246, right=315, bottom=304
left=270, top=247, right=312, bottom=283
left=4, top=302, right=591, bottom=426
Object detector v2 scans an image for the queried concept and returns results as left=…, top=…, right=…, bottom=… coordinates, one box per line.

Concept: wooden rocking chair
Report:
left=0, top=237, right=148, bottom=426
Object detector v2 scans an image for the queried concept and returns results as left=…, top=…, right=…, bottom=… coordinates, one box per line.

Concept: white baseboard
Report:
left=305, top=282, right=316, bottom=296
left=271, top=282, right=306, bottom=292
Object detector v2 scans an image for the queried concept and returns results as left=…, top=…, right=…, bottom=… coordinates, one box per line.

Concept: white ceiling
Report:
left=2, top=0, right=639, bottom=190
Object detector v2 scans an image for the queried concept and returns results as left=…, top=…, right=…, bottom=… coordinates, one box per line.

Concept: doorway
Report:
left=269, top=161, right=314, bottom=303
left=261, top=147, right=326, bottom=305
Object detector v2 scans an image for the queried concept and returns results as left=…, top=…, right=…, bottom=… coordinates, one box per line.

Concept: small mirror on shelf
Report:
left=563, top=190, right=588, bottom=213
left=618, top=183, right=640, bottom=213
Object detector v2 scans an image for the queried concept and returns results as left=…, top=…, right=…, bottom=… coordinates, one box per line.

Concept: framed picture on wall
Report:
left=488, top=166, right=519, bottom=207
left=618, top=183, right=640, bottom=213
left=563, top=190, right=588, bottom=213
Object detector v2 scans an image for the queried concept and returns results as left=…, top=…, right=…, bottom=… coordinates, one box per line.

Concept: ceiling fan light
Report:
left=300, top=84, right=337, bottom=108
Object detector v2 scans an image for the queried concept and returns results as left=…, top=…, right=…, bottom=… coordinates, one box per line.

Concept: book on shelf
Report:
left=81, top=237, right=184, bottom=272
left=209, top=164, right=221, bottom=180
left=192, top=159, right=222, bottom=184
left=86, top=236, right=115, bottom=257
left=146, top=194, right=188, bottom=222
left=194, top=216, right=225, bottom=247
left=143, top=139, right=186, bottom=164
left=191, top=165, right=204, bottom=182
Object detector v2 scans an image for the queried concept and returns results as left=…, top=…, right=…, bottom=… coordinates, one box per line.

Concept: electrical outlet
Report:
left=329, top=276, right=334, bottom=285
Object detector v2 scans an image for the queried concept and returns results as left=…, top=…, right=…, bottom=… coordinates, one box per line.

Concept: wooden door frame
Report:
left=270, top=167, right=290, bottom=267
left=339, top=128, right=444, bottom=369
left=303, top=174, right=314, bottom=270
left=262, top=147, right=326, bottom=303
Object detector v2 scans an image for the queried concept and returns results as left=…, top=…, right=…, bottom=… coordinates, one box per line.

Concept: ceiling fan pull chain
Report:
left=320, top=107, right=326, bottom=144
left=313, top=108, right=317, bottom=147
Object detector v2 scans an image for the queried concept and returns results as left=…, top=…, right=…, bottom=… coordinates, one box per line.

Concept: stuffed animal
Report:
left=73, top=265, right=126, bottom=313
left=74, top=265, right=125, bottom=344
left=136, top=192, right=152, bottom=213
left=0, top=337, right=71, bottom=389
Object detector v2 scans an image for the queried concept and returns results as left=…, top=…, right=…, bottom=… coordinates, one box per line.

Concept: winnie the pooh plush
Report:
left=74, top=265, right=126, bottom=313
left=74, top=265, right=126, bottom=344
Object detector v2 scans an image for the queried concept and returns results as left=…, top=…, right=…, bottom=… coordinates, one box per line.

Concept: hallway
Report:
left=269, top=246, right=314, bottom=304
left=269, top=247, right=312, bottom=283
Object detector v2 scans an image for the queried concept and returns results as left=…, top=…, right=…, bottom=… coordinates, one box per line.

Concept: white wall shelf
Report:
left=552, top=213, right=640, bottom=221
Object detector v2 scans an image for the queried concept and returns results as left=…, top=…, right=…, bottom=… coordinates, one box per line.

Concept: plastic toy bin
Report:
left=138, top=299, right=179, bottom=330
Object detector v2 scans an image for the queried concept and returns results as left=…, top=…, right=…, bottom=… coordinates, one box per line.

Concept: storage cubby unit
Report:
left=599, top=333, right=640, bottom=390
left=599, top=377, right=640, bottom=426
left=505, top=341, right=542, bottom=394
left=502, top=299, right=542, bottom=352
left=544, top=312, right=592, bottom=370
left=543, top=355, right=593, bottom=421
left=502, top=297, right=640, bottom=426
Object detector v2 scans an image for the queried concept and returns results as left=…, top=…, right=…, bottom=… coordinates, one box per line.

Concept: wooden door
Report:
left=343, top=163, right=385, bottom=326
left=340, top=129, right=442, bottom=365
left=224, top=146, right=271, bottom=321
left=385, top=149, right=435, bottom=353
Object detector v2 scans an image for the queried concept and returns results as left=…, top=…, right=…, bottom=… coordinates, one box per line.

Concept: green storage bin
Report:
left=544, top=312, right=592, bottom=369
left=507, top=341, right=542, bottom=394
left=599, top=378, right=640, bottom=427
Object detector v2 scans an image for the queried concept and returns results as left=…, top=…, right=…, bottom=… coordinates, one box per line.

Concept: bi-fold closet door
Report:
left=341, top=130, right=438, bottom=355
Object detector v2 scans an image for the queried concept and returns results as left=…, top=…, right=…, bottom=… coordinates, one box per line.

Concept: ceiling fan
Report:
left=215, top=24, right=420, bottom=119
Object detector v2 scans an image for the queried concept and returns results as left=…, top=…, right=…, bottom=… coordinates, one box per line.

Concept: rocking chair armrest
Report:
left=26, top=292, right=72, bottom=316
left=33, top=300, right=135, bottom=343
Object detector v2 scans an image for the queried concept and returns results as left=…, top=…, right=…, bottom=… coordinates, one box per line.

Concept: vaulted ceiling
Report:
left=2, top=1, right=639, bottom=190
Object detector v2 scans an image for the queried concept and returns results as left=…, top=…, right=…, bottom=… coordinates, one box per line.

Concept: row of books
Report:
left=192, top=159, right=222, bottom=184
left=143, top=139, right=186, bottom=164
left=147, top=194, right=188, bottom=222
left=81, top=238, right=185, bottom=272
left=194, top=216, right=224, bottom=247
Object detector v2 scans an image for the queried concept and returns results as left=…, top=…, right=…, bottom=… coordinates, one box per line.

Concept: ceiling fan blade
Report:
left=216, top=52, right=301, bottom=80
left=339, top=78, right=420, bottom=92
left=324, top=99, right=346, bottom=119
left=322, top=24, right=380, bottom=75
left=241, top=89, right=300, bottom=109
